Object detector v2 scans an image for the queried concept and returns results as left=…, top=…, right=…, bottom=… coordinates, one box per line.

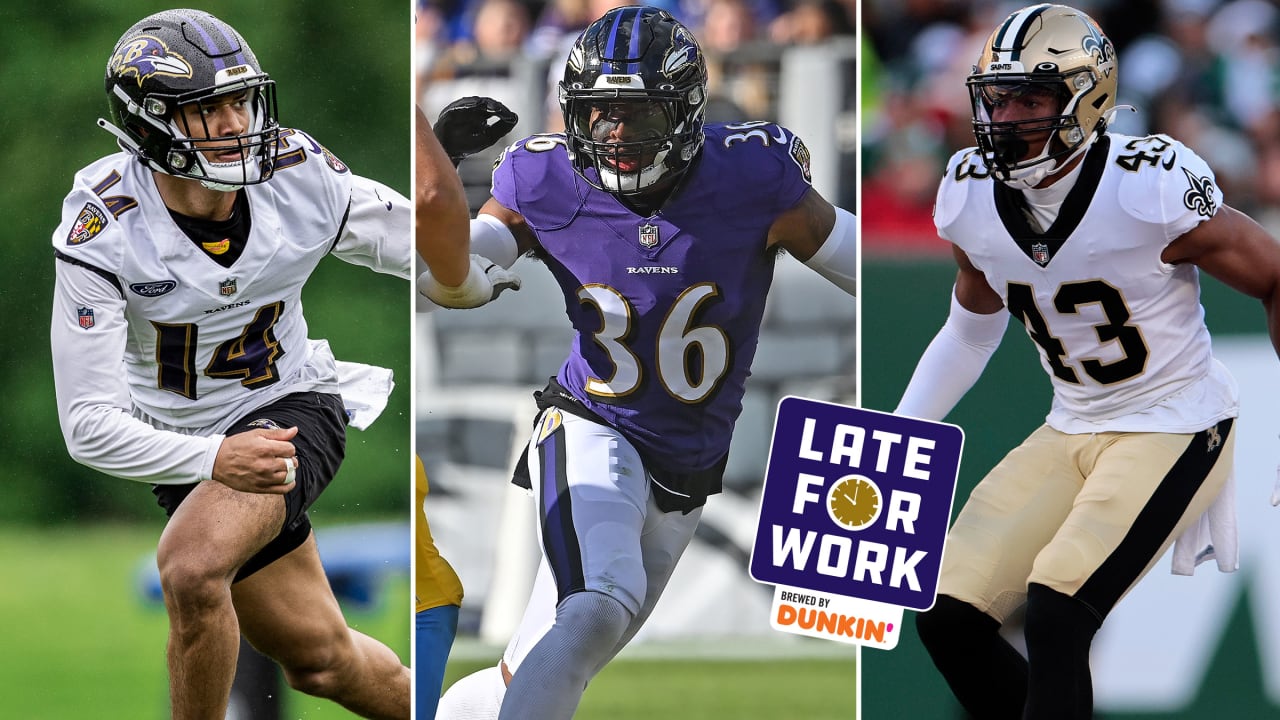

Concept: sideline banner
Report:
left=749, top=397, right=963, bottom=650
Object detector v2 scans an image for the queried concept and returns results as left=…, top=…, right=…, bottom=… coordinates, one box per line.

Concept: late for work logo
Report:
left=749, top=398, right=963, bottom=649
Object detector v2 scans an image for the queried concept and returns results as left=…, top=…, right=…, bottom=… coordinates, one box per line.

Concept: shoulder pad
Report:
left=54, top=192, right=127, bottom=274
left=492, top=134, right=584, bottom=230
left=703, top=122, right=812, bottom=213
left=1114, top=134, right=1221, bottom=233
left=934, top=148, right=984, bottom=233
left=264, top=128, right=353, bottom=221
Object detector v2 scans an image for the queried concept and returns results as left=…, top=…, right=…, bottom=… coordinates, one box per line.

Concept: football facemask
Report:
left=968, top=3, right=1117, bottom=189
left=100, top=10, right=281, bottom=191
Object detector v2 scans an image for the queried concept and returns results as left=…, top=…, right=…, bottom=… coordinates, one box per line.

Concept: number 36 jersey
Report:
left=492, top=123, right=813, bottom=473
left=51, top=129, right=410, bottom=484
left=935, top=133, right=1237, bottom=433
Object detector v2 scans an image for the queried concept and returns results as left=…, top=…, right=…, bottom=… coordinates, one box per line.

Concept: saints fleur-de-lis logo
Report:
left=1182, top=167, right=1218, bottom=219
left=1082, top=21, right=1116, bottom=78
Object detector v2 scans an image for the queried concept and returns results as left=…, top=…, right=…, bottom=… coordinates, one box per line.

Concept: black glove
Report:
left=434, top=96, right=519, bottom=167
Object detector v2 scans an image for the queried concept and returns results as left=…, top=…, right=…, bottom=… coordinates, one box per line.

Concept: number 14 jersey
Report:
left=51, top=129, right=409, bottom=483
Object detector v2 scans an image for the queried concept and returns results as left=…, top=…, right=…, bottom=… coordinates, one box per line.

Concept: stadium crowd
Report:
left=862, top=0, right=1280, bottom=250
left=416, top=0, right=855, bottom=165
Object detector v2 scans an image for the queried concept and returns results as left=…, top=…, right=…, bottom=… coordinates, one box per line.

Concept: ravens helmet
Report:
left=100, top=9, right=280, bottom=191
left=968, top=4, right=1117, bottom=188
left=559, top=6, right=708, bottom=197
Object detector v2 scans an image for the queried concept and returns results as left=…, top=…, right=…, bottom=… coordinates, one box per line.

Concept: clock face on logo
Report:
left=826, top=474, right=882, bottom=531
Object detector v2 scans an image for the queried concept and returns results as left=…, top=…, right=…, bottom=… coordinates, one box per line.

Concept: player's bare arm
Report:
left=766, top=187, right=835, bottom=257
left=1163, top=204, right=1280, bottom=357
left=953, top=246, right=1006, bottom=314
left=766, top=188, right=857, bottom=296
left=415, top=105, right=470, bottom=287
left=478, top=196, right=539, bottom=256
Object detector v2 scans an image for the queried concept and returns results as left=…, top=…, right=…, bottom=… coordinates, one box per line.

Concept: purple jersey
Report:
left=492, top=122, right=813, bottom=473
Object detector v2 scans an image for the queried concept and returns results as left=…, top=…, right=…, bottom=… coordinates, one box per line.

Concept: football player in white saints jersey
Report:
left=51, top=10, right=421, bottom=719
left=895, top=5, right=1280, bottom=719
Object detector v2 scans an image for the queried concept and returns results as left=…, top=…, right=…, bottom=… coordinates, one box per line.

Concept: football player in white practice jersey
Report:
left=895, top=4, right=1280, bottom=719
left=51, top=10, right=412, bottom=719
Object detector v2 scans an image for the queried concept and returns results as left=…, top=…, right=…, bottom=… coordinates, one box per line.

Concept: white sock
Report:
left=498, top=591, right=632, bottom=720
left=437, top=665, right=505, bottom=720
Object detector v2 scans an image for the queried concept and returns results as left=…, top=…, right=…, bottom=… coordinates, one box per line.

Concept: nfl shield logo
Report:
left=1031, top=243, right=1050, bottom=266
left=77, top=307, right=95, bottom=330
left=638, top=223, right=660, bottom=248
left=219, top=278, right=237, bottom=297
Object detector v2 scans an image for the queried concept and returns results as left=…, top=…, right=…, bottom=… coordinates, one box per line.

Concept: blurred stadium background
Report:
left=0, top=2, right=412, bottom=717
left=863, top=0, right=1280, bottom=718
left=414, top=0, right=859, bottom=713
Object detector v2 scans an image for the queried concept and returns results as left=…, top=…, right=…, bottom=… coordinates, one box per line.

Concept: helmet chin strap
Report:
left=998, top=105, right=1132, bottom=190
left=1001, top=130, right=1099, bottom=190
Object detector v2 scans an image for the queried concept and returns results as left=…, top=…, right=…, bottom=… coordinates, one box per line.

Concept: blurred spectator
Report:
left=698, top=0, right=769, bottom=119
left=540, top=0, right=641, bottom=131
left=702, top=0, right=759, bottom=52
left=420, top=0, right=856, bottom=208
left=420, top=0, right=534, bottom=211
left=420, top=0, right=532, bottom=116
left=862, top=0, right=1280, bottom=250
left=769, top=0, right=853, bottom=44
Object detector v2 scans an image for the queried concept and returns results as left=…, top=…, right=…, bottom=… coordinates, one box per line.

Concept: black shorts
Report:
left=152, top=391, right=348, bottom=582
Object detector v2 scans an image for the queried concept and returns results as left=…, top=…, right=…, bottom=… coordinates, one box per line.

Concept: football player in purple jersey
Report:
left=423, top=7, right=857, bottom=718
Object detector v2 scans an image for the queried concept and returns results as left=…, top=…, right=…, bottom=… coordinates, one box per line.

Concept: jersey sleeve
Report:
left=490, top=137, right=521, bottom=214
left=489, top=134, right=584, bottom=229
left=330, top=173, right=412, bottom=278
left=279, top=129, right=411, bottom=277
left=1159, top=138, right=1223, bottom=241
left=934, top=148, right=983, bottom=245
left=1116, top=135, right=1224, bottom=243
left=51, top=258, right=222, bottom=484
left=770, top=127, right=814, bottom=214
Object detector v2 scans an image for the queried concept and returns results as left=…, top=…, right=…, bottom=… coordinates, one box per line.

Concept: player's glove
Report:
left=417, top=254, right=521, bottom=309
left=434, top=96, right=519, bottom=167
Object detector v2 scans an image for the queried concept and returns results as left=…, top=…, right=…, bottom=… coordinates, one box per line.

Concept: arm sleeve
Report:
left=51, top=259, right=222, bottom=484
left=468, top=213, right=521, bottom=268
left=330, top=174, right=412, bottom=279
left=802, top=206, right=856, bottom=296
left=894, top=288, right=1008, bottom=421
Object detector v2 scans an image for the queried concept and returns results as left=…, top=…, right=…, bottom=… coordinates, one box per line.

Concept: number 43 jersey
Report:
left=935, top=133, right=1238, bottom=433
left=492, top=123, right=814, bottom=473
left=51, top=129, right=409, bottom=483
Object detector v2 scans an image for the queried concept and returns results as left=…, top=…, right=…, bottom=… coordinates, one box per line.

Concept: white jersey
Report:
left=934, top=133, right=1238, bottom=433
left=51, top=128, right=410, bottom=484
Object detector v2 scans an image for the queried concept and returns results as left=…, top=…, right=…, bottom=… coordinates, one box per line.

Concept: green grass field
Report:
left=0, top=524, right=409, bottom=720
left=1, top=525, right=857, bottom=718
left=444, top=649, right=858, bottom=718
